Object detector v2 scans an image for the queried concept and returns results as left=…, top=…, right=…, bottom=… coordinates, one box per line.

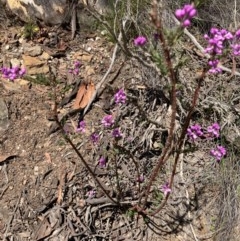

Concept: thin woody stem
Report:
left=51, top=74, right=118, bottom=206
left=147, top=71, right=207, bottom=216
left=140, top=0, right=177, bottom=208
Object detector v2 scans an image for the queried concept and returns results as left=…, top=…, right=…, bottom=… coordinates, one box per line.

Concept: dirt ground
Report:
left=0, top=8, right=240, bottom=241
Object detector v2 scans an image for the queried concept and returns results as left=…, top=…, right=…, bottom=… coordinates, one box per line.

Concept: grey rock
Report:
left=0, top=98, right=9, bottom=132
left=24, top=45, right=43, bottom=57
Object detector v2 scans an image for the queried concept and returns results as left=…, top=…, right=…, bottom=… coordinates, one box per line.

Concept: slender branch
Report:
left=51, top=74, right=118, bottom=205
left=148, top=70, right=206, bottom=216
left=140, top=0, right=177, bottom=208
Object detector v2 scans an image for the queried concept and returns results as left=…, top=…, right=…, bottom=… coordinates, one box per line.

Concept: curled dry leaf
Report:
left=0, top=155, right=17, bottom=164
left=73, top=81, right=95, bottom=109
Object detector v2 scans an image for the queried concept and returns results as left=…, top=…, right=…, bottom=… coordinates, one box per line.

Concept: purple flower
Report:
left=235, top=29, right=240, bottom=38
left=175, top=9, right=185, bottom=19
left=161, top=182, right=172, bottom=196
left=175, top=4, right=197, bottom=28
left=112, top=128, right=122, bottom=138
left=76, top=120, right=86, bottom=133
left=134, top=36, right=147, bottom=46
left=137, top=174, right=144, bottom=183
left=101, top=115, right=114, bottom=127
left=86, top=190, right=96, bottom=199
left=114, top=89, right=126, bottom=104
left=0, top=66, right=26, bottom=80
left=73, top=68, right=79, bottom=75
left=207, top=123, right=220, bottom=138
left=9, top=73, right=17, bottom=81
left=231, top=44, right=240, bottom=56
left=74, top=61, right=81, bottom=68
left=98, top=157, right=106, bottom=168
left=204, top=28, right=233, bottom=56
left=210, top=145, right=227, bottom=162
left=19, top=67, right=26, bottom=77
left=90, top=133, right=100, bottom=144
left=187, top=124, right=203, bottom=140
left=182, top=19, right=191, bottom=28
left=208, top=59, right=222, bottom=74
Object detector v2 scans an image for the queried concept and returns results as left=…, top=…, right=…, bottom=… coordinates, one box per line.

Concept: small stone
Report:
left=5, top=45, right=10, bottom=50
left=24, top=45, right=43, bottom=56
left=10, top=58, right=21, bottom=67
left=34, top=166, right=39, bottom=176
left=40, top=52, right=51, bottom=60
left=85, top=66, right=95, bottom=76
left=22, top=55, right=49, bottom=75
left=101, top=30, right=107, bottom=36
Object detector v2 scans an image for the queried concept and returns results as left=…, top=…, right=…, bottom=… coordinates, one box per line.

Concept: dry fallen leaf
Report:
left=73, top=81, right=95, bottom=109
left=44, top=152, right=52, bottom=163
left=0, top=155, right=17, bottom=164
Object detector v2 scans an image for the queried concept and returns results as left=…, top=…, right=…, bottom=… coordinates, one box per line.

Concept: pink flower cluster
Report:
left=204, top=28, right=233, bottom=55
left=187, top=124, right=203, bottom=140
left=204, top=28, right=240, bottom=73
left=208, top=59, right=222, bottom=74
left=207, top=123, right=220, bottom=138
left=134, top=36, right=147, bottom=46
left=161, top=182, right=172, bottom=196
left=175, top=4, right=197, bottom=28
left=187, top=122, right=227, bottom=162
left=210, top=146, right=227, bottom=162
left=99, top=157, right=106, bottom=168
left=187, top=123, right=221, bottom=141
left=114, top=89, right=126, bottom=104
left=76, top=120, right=86, bottom=133
left=1, top=66, right=26, bottom=81
left=69, top=60, right=81, bottom=75
left=101, top=115, right=114, bottom=127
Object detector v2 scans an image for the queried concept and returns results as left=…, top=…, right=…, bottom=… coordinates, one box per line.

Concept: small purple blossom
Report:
left=210, top=145, right=227, bottom=162
left=76, top=120, right=86, bottom=133
left=208, top=59, right=222, bottom=74
left=134, top=36, right=147, bottom=46
left=90, top=133, right=100, bottom=144
left=175, top=4, right=197, bottom=28
left=235, top=29, right=240, bottom=38
left=204, top=28, right=233, bottom=56
left=98, top=157, right=106, bottom=168
left=112, top=128, right=122, bottom=138
left=73, top=68, right=79, bottom=75
left=114, top=89, right=126, bottom=104
left=101, top=115, right=114, bottom=127
left=207, top=123, right=220, bottom=138
left=161, top=182, right=172, bottom=196
left=0, top=66, right=26, bottom=81
left=19, top=68, right=26, bottom=77
left=137, top=174, right=144, bottom=183
left=187, top=124, right=203, bottom=140
left=231, top=43, right=240, bottom=56
left=74, top=61, right=81, bottom=68
left=86, top=190, right=96, bottom=199
left=69, top=61, right=81, bottom=76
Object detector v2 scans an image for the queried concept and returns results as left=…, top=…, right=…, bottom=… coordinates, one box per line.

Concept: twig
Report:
left=82, top=41, right=119, bottom=116
left=82, top=17, right=129, bottom=117
left=51, top=73, right=118, bottom=205
left=3, top=192, right=22, bottom=241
